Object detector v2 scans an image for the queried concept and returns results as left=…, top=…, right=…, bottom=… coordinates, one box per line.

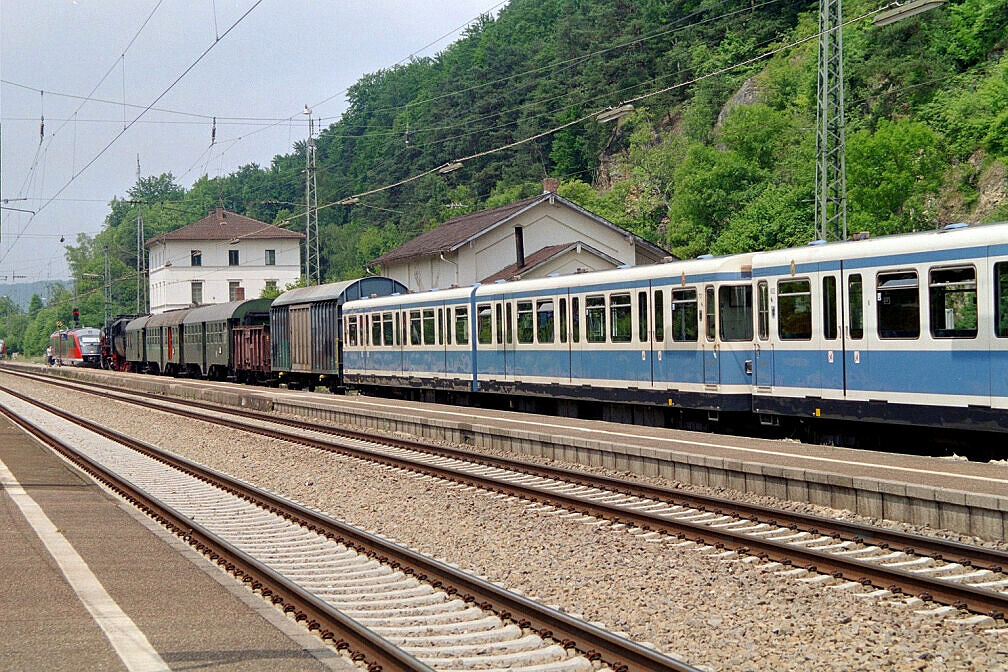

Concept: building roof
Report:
left=146, top=208, right=303, bottom=247
left=370, top=192, right=669, bottom=266
left=480, top=241, right=622, bottom=283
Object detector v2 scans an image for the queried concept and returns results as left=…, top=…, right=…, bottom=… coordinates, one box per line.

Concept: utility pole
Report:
left=304, top=107, right=320, bottom=286
left=815, top=0, right=847, bottom=242
left=135, top=155, right=146, bottom=313
left=103, top=245, right=111, bottom=331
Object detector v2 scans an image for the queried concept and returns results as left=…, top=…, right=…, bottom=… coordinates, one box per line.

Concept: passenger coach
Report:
left=342, top=221, right=1008, bottom=438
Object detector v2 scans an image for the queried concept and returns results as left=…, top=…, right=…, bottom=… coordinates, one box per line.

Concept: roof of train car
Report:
left=272, top=276, right=408, bottom=307
left=753, top=220, right=1008, bottom=270
left=124, top=314, right=153, bottom=332
left=145, top=308, right=196, bottom=328
left=342, top=285, right=475, bottom=312
left=182, top=298, right=273, bottom=324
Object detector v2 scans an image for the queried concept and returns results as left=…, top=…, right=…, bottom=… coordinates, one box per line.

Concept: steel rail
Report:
left=15, top=365, right=1006, bottom=575
left=0, top=383, right=699, bottom=672
left=9, top=372, right=1008, bottom=619
left=0, top=401, right=434, bottom=672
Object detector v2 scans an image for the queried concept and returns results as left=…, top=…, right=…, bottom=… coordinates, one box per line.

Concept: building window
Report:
left=265, top=279, right=277, bottom=294
left=191, top=281, right=203, bottom=305
left=229, top=249, right=239, bottom=266
left=265, top=249, right=276, bottom=266
left=191, top=250, right=202, bottom=266
left=229, top=281, right=244, bottom=301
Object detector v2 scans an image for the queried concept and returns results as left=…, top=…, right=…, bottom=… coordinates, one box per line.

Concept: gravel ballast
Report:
left=8, top=373, right=1008, bottom=672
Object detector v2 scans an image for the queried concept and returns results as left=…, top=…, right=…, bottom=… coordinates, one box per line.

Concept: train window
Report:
left=423, top=309, right=436, bottom=345
left=611, top=293, right=632, bottom=342
left=638, top=291, right=648, bottom=342
left=506, top=303, right=514, bottom=344
left=877, top=271, right=920, bottom=339
left=778, top=280, right=811, bottom=340
left=757, top=281, right=769, bottom=340
left=572, top=297, right=580, bottom=342
left=823, top=277, right=838, bottom=340
left=705, top=287, right=716, bottom=341
left=517, top=301, right=534, bottom=343
left=347, top=317, right=359, bottom=347
left=382, top=313, right=394, bottom=346
left=929, top=266, right=977, bottom=338
left=719, top=285, right=753, bottom=341
left=495, top=304, right=503, bottom=344
left=654, top=290, right=664, bottom=342
left=443, top=309, right=450, bottom=345
left=410, top=310, right=422, bottom=346
left=848, top=275, right=864, bottom=339
left=559, top=298, right=568, bottom=344
left=455, top=307, right=469, bottom=345
left=586, top=296, right=606, bottom=343
left=478, top=304, right=493, bottom=344
left=671, top=289, right=698, bottom=342
left=997, top=263, right=1008, bottom=338
left=537, top=299, right=554, bottom=343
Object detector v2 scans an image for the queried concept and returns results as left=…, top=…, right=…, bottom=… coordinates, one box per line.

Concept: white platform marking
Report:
left=0, top=458, right=169, bottom=672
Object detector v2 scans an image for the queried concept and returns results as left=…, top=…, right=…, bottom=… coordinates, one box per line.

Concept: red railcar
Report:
left=49, top=327, right=103, bottom=366
left=232, top=324, right=271, bottom=383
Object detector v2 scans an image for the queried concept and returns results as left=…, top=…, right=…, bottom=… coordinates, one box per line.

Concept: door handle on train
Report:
left=745, top=360, right=753, bottom=375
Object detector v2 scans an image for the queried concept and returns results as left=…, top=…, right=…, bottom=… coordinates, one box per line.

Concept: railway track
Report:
left=8, top=368, right=1008, bottom=621
left=0, top=383, right=696, bottom=672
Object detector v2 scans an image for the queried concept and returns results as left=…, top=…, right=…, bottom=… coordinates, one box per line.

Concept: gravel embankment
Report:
left=9, top=374, right=1007, bottom=672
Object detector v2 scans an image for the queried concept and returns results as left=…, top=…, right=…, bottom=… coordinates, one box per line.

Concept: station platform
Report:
left=11, top=362, right=1008, bottom=541
left=0, top=410, right=351, bottom=671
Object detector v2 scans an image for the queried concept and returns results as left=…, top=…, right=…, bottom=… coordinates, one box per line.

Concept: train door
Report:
left=843, top=269, right=869, bottom=396
left=650, top=285, right=668, bottom=387
left=820, top=268, right=844, bottom=399
left=634, top=288, right=654, bottom=386
left=754, top=280, right=774, bottom=391
left=992, top=259, right=1008, bottom=409
left=702, top=285, right=720, bottom=387
left=570, top=295, right=585, bottom=381
left=558, top=293, right=573, bottom=383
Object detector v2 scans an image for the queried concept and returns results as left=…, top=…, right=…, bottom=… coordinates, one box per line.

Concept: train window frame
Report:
left=610, top=293, right=632, bottom=343
left=410, top=309, right=422, bottom=346
left=654, top=290, right=664, bottom=342
left=638, top=291, right=648, bottom=343
left=671, top=288, right=698, bottom=342
left=382, top=312, right=394, bottom=347
left=586, top=295, right=606, bottom=343
left=876, top=270, right=921, bottom=339
left=517, top=301, right=534, bottom=344
left=777, top=278, right=812, bottom=341
left=929, top=266, right=977, bottom=339
left=757, top=281, right=770, bottom=341
left=347, top=316, right=359, bottom=347
left=997, top=262, right=1008, bottom=338
left=455, top=306, right=469, bottom=345
left=477, top=304, right=493, bottom=344
left=559, top=298, right=568, bottom=344
left=537, top=299, right=555, bottom=344
left=572, top=297, right=581, bottom=343
left=823, top=276, right=838, bottom=340
left=719, top=284, right=753, bottom=342
left=422, top=308, right=436, bottom=345
left=848, top=274, right=864, bottom=339
left=704, top=287, right=716, bottom=341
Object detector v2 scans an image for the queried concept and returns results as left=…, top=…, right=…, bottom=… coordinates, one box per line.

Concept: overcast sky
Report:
left=1, top=0, right=504, bottom=283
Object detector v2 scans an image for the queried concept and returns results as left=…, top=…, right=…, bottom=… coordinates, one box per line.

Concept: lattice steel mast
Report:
left=816, top=0, right=847, bottom=242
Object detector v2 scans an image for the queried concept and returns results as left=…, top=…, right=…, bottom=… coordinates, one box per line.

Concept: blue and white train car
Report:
left=752, top=222, right=1008, bottom=432
left=342, top=221, right=1008, bottom=439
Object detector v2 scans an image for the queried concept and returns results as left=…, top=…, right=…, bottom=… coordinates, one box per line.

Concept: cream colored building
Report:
left=146, top=208, right=303, bottom=314
left=371, top=181, right=670, bottom=291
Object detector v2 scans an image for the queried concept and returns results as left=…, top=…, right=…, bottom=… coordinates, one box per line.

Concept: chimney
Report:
left=543, top=177, right=559, bottom=194
left=514, top=226, right=525, bottom=269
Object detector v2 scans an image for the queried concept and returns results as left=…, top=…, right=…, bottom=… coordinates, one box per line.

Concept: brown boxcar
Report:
left=233, top=323, right=271, bottom=383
